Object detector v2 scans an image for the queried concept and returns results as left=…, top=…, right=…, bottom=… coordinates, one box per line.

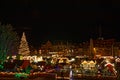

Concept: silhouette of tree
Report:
left=0, top=23, right=20, bottom=62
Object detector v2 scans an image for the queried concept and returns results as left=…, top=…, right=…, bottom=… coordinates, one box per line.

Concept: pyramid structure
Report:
left=18, top=32, right=30, bottom=56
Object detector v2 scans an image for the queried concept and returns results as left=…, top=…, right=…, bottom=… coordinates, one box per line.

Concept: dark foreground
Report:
left=0, top=72, right=118, bottom=80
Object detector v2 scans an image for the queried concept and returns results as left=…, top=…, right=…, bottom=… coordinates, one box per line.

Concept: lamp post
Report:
left=93, top=48, right=96, bottom=59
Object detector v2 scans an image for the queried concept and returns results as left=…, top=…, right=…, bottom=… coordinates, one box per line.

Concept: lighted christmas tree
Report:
left=18, top=32, right=30, bottom=56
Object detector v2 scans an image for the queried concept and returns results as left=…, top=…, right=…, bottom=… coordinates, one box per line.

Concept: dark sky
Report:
left=0, top=0, right=120, bottom=47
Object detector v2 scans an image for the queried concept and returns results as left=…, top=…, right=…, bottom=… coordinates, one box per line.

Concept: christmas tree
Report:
left=18, top=32, right=30, bottom=56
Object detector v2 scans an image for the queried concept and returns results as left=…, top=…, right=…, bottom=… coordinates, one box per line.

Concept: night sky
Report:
left=0, top=0, right=120, bottom=47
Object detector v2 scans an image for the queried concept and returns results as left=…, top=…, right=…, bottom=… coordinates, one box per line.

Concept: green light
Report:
left=15, top=73, right=28, bottom=79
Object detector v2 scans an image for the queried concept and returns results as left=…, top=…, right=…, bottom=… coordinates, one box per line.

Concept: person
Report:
left=97, top=64, right=102, bottom=73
